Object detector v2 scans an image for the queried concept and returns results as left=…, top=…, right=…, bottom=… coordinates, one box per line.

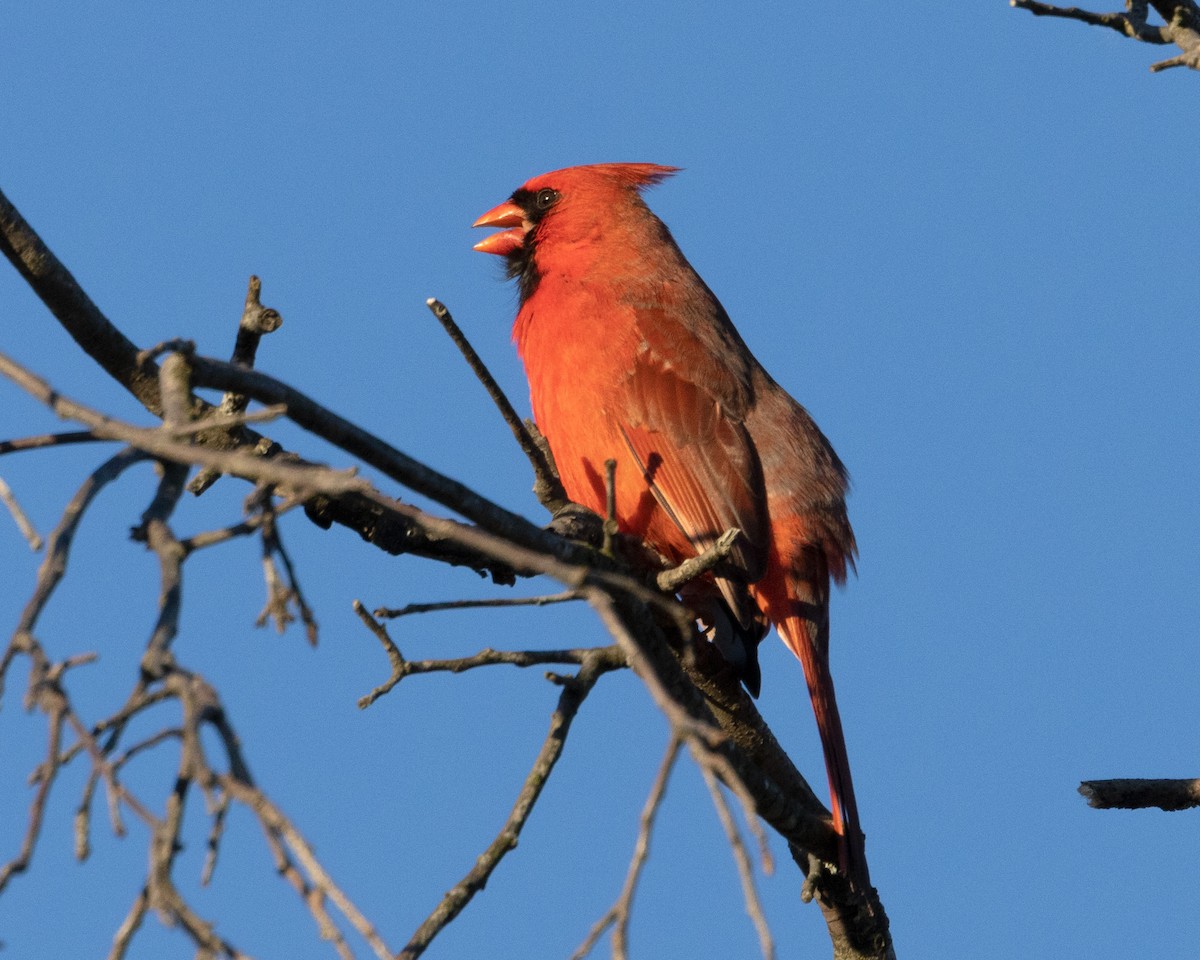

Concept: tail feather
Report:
left=774, top=582, right=869, bottom=891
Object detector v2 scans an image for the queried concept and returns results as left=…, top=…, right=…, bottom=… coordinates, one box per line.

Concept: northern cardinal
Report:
left=474, top=163, right=866, bottom=887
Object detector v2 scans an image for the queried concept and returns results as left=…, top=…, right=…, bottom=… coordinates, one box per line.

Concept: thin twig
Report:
left=602, top=458, right=618, bottom=557
left=398, top=648, right=622, bottom=959
left=374, top=590, right=582, bottom=619
left=169, top=403, right=288, bottom=437
left=0, top=693, right=65, bottom=892
left=3, top=448, right=149, bottom=706
left=255, top=504, right=318, bottom=644
left=0, top=475, right=42, bottom=550
left=699, top=763, right=776, bottom=960
left=426, top=298, right=568, bottom=512
left=352, top=601, right=620, bottom=708
left=190, top=275, right=283, bottom=494
left=572, top=736, right=682, bottom=960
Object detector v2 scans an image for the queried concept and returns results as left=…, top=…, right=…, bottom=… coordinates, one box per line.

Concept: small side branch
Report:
left=352, top=601, right=622, bottom=708
left=0, top=475, right=42, bottom=550
left=255, top=501, right=318, bottom=644
left=373, top=591, right=582, bottom=619
left=190, top=275, right=284, bottom=494
left=1079, top=777, right=1200, bottom=810
left=426, top=298, right=569, bottom=513
left=0, top=430, right=99, bottom=456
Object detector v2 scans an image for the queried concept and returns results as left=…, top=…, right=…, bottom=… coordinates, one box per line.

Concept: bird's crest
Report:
left=531, top=163, right=680, bottom=194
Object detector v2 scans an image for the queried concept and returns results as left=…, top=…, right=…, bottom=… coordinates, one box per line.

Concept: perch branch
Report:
left=0, top=193, right=896, bottom=950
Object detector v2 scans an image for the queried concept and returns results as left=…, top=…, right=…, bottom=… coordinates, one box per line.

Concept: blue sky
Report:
left=2, top=3, right=1199, bottom=958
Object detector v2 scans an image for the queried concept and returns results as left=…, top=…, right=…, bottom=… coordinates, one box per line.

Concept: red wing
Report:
left=615, top=362, right=768, bottom=625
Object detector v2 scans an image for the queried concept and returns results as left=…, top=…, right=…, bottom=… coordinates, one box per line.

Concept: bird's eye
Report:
left=534, top=188, right=559, bottom=210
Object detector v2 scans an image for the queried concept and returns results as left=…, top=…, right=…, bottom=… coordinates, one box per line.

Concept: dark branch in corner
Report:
left=1080, top=777, right=1200, bottom=810
left=1012, top=0, right=1200, bottom=71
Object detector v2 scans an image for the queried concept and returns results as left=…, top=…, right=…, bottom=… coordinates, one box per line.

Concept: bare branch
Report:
left=3, top=447, right=149, bottom=703
left=190, top=275, right=284, bottom=494
left=0, top=185, right=167, bottom=415
left=0, top=350, right=370, bottom=502
left=0, top=692, right=64, bottom=892
left=255, top=503, right=318, bottom=644
left=352, top=600, right=621, bottom=708
left=1011, top=0, right=1171, bottom=41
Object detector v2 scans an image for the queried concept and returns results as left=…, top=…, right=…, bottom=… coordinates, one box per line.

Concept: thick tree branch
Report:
left=0, top=186, right=166, bottom=414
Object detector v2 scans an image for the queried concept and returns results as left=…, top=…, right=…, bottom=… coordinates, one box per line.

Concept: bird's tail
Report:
left=772, top=576, right=869, bottom=891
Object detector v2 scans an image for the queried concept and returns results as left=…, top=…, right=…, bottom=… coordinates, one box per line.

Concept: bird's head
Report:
left=472, top=162, right=679, bottom=262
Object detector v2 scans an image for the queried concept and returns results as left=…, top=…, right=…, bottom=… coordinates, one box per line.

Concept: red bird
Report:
left=474, top=163, right=866, bottom=887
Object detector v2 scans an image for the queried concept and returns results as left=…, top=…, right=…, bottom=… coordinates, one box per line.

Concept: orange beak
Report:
left=472, top=201, right=527, bottom=256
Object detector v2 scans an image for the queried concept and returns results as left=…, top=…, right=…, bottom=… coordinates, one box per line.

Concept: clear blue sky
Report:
left=2, top=3, right=1198, bottom=958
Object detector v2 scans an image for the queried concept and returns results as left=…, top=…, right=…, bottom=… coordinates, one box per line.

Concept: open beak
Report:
left=472, top=201, right=527, bottom=256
